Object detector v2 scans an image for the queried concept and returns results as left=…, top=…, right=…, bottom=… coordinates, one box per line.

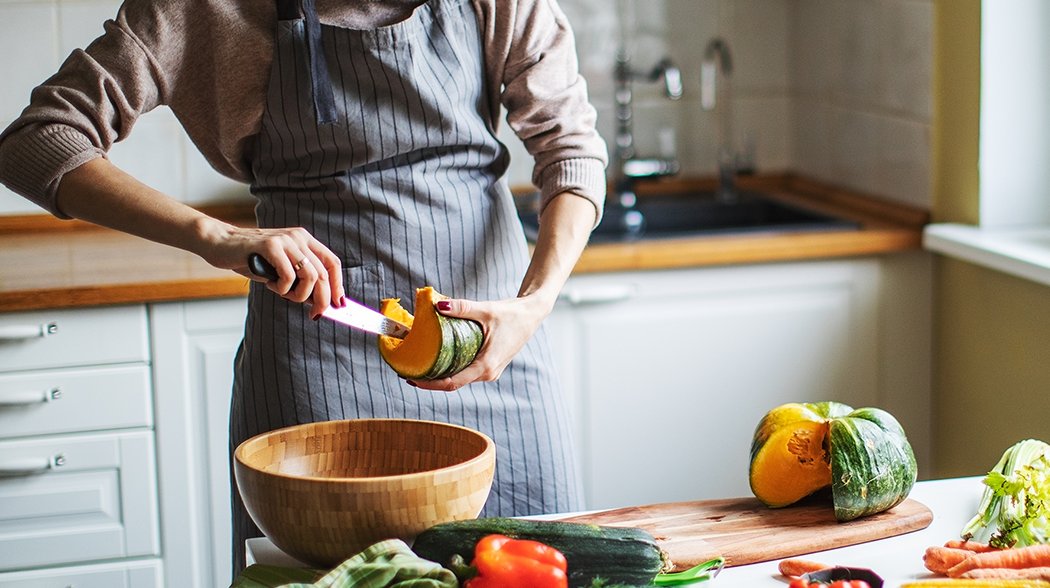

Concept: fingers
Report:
left=250, top=227, right=344, bottom=315
left=407, top=359, right=506, bottom=392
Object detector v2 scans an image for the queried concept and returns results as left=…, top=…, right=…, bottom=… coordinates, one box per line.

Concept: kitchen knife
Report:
left=247, top=254, right=410, bottom=339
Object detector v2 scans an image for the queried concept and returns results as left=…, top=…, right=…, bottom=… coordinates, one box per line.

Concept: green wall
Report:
left=934, top=259, right=1050, bottom=476
left=932, top=0, right=1050, bottom=476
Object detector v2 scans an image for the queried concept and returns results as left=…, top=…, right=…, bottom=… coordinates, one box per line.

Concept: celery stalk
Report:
left=961, top=439, right=1050, bottom=548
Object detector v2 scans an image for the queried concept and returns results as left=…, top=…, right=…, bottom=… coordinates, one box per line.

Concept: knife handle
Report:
left=247, top=253, right=301, bottom=290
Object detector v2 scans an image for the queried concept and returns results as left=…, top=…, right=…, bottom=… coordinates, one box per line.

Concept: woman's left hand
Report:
left=406, top=294, right=552, bottom=392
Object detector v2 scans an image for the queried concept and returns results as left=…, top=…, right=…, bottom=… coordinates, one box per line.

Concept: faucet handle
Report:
left=622, top=158, right=680, bottom=179
left=654, top=58, right=683, bottom=100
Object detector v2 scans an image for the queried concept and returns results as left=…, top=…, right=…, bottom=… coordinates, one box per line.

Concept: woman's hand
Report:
left=406, top=293, right=553, bottom=392
left=196, top=222, right=345, bottom=317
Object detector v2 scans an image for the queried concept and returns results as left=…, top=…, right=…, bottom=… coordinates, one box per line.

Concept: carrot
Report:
left=924, top=546, right=973, bottom=574
left=946, top=539, right=1005, bottom=553
left=960, top=567, right=1050, bottom=581
left=948, top=545, right=1050, bottom=577
left=778, top=558, right=830, bottom=577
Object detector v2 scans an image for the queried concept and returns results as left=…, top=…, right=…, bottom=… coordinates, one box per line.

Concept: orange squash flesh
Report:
left=749, top=420, right=832, bottom=507
left=378, top=287, right=443, bottom=380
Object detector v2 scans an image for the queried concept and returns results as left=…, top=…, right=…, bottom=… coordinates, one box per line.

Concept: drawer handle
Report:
left=0, top=454, right=65, bottom=476
left=558, top=284, right=637, bottom=305
left=0, top=387, right=62, bottom=406
left=0, top=322, right=59, bottom=341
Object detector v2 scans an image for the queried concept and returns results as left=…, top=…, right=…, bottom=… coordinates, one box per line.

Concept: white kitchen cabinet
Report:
left=546, top=256, right=931, bottom=510
left=0, top=559, right=163, bottom=588
left=0, top=305, right=161, bottom=583
left=150, top=298, right=246, bottom=588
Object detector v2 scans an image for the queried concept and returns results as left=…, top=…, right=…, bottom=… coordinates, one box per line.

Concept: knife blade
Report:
left=246, top=254, right=410, bottom=339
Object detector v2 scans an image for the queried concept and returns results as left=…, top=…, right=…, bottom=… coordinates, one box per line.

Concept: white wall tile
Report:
left=834, top=0, right=882, bottom=108
left=0, top=182, right=48, bottom=215
left=182, top=141, right=253, bottom=206
left=789, top=0, right=840, bottom=97
left=722, top=0, right=791, bottom=94
left=877, top=114, right=931, bottom=207
left=734, top=96, right=793, bottom=173
left=0, top=2, right=59, bottom=122
left=107, top=106, right=185, bottom=200
left=791, top=99, right=833, bottom=182
left=879, top=0, right=933, bottom=121
left=58, top=0, right=121, bottom=57
left=829, top=108, right=881, bottom=197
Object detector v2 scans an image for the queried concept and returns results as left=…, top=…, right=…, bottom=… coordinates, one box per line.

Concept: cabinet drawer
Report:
left=0, top=366, right=152, bottom=439
left=0, top=559, right=161, bottom=588
left=0, top=431, right=159, bottom=572
left=0, top=306, right=148, bottom=373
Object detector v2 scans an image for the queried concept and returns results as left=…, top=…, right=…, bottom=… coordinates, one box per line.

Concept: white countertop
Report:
left=246, top=476, right=986, bottom=587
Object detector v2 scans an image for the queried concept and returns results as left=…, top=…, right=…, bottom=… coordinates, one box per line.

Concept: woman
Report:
left=0, top=0, right=606, bottom=576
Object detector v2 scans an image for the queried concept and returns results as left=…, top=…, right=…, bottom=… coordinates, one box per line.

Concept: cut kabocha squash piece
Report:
left=749, top=401, right=917, bottom=521
left=378, top=287, right=483, bottom=381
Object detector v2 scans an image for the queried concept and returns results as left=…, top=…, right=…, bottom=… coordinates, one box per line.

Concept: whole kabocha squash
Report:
left=749, top=401, right=917, bottom=521
left=378, top=287, right=483, bottom=380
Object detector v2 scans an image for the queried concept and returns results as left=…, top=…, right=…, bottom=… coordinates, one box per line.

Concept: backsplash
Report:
left=0, top=0, right=931, bottom=216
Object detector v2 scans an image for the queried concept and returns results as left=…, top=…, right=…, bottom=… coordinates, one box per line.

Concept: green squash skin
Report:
left=806, top=401, right=854, bottom=420
left=829, top=408, right=917, bottom=521
left=442, top=318, right=483, bottom=378
left=422, top=313, right=458, bottom=380
left=411, top=517, right=670, bottom=587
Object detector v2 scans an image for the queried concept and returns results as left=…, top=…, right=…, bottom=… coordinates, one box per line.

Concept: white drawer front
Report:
left=0, top=306, right=149, bottom=373
left=0, top=366, right=152, bottom=439
left=0, top=431, right=159, bottom=572
left=0, top=559, right=162, bottom=588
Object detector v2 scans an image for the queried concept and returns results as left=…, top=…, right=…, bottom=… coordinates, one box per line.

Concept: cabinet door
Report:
left=552, top=261, right=880, bottom=510
left=0, top=559, right=162, bottom=588
left=0, top=431, right=159, bottom=571
left=151, top=298, right=246, bottom=588
left=0, top=306, right=148, bottom=372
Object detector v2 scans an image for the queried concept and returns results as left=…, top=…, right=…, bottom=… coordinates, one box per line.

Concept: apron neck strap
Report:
left=275, top=0, right=338, bottom=125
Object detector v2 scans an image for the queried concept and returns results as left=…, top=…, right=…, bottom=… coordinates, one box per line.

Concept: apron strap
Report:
left=275, top=0, right=338, bottom=125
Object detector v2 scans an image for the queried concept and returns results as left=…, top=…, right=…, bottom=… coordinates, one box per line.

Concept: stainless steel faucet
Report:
left=701, top=37, right=737, bottom=202
left=613, top=50, right=683, bottom=234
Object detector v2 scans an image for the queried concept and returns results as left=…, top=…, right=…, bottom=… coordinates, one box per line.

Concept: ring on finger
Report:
left=293, top=257, right=309, bottom=272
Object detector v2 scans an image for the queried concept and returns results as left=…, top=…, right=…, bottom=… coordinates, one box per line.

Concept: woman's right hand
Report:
left=197, top=221, right=345, bottom=317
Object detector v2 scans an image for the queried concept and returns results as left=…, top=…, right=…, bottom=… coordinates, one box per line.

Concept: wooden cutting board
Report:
left=554, top=496, right=933, bottom=570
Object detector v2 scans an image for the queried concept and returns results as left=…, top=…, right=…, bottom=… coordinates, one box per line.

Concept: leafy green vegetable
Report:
left=962, top=439, right=1050, bottom=548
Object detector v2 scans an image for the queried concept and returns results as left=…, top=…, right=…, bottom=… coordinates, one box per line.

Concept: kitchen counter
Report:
left=0, top=175, right=928, bottom=312
left=245, top=476, right=987, bottom=587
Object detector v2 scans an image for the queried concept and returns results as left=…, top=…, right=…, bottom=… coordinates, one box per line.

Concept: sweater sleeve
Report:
left=0, top=9, right=164, bottom=218
left=498, top=0, right=608, bottom=227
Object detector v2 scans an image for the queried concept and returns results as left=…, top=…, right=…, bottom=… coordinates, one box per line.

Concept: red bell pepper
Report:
left=464, top=534, right=568, bottom=588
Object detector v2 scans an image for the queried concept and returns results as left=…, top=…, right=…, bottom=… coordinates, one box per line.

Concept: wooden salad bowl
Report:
left=234, top=418, right=496, bottom=567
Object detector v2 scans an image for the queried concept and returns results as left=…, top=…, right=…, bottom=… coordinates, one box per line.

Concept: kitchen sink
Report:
left=518, top=190, right=861, bottom=243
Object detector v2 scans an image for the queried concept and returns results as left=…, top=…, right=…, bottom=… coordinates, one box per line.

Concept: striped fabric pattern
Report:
left=230, top=0, right=583, bottom=576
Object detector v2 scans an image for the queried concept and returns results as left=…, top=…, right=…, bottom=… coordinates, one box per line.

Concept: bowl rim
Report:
left=233, top=417, right=496, bottom=483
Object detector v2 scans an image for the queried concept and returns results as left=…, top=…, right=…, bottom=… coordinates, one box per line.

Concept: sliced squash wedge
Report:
left=378, top=287, right=483, bottom=381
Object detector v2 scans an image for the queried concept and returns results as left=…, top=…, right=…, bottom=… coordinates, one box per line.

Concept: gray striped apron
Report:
left=229, top=0, right=583, bottom=574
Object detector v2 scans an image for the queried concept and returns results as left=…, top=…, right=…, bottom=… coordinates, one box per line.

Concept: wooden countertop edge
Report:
left=571, top=226, right=923, bottom=274
left=0, top=278, right=250, bottom=312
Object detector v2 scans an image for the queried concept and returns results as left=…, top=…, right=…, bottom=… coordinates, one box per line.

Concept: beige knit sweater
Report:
left=0, top=0, right=607, bottom=221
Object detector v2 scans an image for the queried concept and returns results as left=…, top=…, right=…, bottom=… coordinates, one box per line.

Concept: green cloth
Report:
left=231, top=539, right=459, bottom=588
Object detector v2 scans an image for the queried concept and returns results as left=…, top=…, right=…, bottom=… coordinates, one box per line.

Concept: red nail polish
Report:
left=436, top=300, right=451, bottom=311
left=405, top=380, right=418, bottom=388
left=311, top=313, right=321, bottom=321
left=339, top=295, right=347, bottom=307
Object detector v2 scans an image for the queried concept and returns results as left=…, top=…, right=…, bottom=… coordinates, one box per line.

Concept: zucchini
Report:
left=411, top=517, right=672, bottom=587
